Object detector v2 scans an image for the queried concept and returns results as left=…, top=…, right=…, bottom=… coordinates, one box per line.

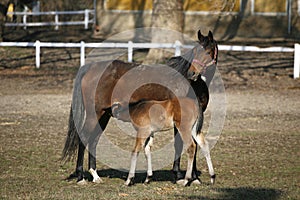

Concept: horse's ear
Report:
left=198, top=30, right=204, bottom=42
left=208, top=30, right=214, bottom=41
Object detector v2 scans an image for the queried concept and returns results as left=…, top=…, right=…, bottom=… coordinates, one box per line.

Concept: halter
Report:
left=189, top=45, right=217, bottom=81
left=192, top=45, right=218, bottom=68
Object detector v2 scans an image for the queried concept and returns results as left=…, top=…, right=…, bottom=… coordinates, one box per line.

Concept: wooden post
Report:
left=35, top=40, right=41, bottom=69
left=294, top=43, right=300, bottom=79
left=128, top=41, right=133, bottom=62
left=80, top=41, right=85, bottom=66
left=175, top=40, right=181, bottom=56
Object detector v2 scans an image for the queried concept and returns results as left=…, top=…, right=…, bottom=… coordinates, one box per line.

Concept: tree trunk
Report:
left=93, top=0, right=104, bottom=37
left=144, top=0, right=184, bottom=64
left=0, top=1, right=10, bottom=42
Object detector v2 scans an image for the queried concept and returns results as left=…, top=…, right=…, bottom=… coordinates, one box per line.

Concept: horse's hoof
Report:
left=211, top=174, right=216, bottom=185
left=144, top=176, right=153, bottom=184
left=176, top=179, right=189, bottom=186
left=173, top=171, right=184, bottom=181
left=66, top=171, right=78, bottom=181
left=77, top=179, right=88, bottom=185
left=191, top=178, right=202, bottom=185
left=89, top=168, right=103, bottom=184
left=125, top=178, right=134, bottom=186
left=93, top=177, right=103, bottom=184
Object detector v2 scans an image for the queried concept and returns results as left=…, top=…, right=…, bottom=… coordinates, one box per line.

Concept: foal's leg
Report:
left=177, top=131, right=196, bottom=186
left=88, top=112, right=110, bottom=183
left=126, top=130, right=148, bottom=186
left=173, top=127, right=200, bottom=183
left=185, top=142, right=196, bottom=186
left=191, top=145, right=202, bottom=185
left=144, top=135, right=154, bottom=184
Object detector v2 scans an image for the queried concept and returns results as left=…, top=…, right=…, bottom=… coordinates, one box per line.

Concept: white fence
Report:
left=0, top=41, right=299, bottom=79
left=5, top=9, right=95, bottom=30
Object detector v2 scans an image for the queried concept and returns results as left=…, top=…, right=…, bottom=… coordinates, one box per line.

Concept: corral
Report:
left=0, top=30, right=299, bottom=199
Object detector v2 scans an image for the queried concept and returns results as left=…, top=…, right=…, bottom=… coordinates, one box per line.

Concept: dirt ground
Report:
left=0, top=32, right=299, bottom=199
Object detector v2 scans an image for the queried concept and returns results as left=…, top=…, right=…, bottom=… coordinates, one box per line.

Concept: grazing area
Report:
left=0, top=42, right=299, bottom=199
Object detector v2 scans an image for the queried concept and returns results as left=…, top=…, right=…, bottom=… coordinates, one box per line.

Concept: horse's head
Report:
left=187, top=30, right=218, bottom=81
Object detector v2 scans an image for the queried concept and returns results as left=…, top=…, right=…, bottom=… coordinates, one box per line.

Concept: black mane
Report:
left=167, top=47, right=195, bottom=77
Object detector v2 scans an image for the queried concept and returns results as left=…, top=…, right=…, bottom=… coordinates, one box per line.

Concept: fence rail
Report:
left=0, top=41, right=299, bottom=79
left=5, top=9, right=95, bottom=30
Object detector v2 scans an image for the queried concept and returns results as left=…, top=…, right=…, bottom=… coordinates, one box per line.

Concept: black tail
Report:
left=191, top=106, right=204, bottom=146
left=196, top=106, right=204, bottom=134
left=61, top=64, right=91, bottom=161
left=61, top=107, right=79, bottom=161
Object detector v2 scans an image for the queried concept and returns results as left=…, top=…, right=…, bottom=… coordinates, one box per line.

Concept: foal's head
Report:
left=187, top=30, right=218, bottom=81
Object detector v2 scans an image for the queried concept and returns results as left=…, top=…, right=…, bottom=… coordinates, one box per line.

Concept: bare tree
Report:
left=144, top=0, right=184, bottom=64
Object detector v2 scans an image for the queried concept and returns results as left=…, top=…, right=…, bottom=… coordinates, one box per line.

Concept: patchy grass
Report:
left=0, top=113, right=298, bottom=200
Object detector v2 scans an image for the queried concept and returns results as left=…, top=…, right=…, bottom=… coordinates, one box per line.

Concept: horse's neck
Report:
left=167, top=49, right=194, bottom=76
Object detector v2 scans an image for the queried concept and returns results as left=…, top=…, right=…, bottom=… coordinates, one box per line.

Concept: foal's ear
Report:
left=208, top=30, right=214, bottom=41
left=198, top=30, right=204, bottom=42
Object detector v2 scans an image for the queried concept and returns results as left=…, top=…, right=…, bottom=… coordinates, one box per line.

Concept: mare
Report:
left=112, top=97, right=215, bottom=186
left=61, top=30, right=218, bottom=184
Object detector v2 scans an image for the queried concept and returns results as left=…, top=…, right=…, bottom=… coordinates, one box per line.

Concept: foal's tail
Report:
left=61, top=65, right=90, bottom=161
left=191, top=106, right=204, bottom=147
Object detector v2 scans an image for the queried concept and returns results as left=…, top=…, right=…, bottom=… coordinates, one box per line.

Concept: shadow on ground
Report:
left=176, top=187, right=282, bottom=200
left=95, top=168, right=176, bottom=183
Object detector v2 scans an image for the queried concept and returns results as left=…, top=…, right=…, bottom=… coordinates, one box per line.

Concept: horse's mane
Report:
left=166, top=47, right=195, bottom=77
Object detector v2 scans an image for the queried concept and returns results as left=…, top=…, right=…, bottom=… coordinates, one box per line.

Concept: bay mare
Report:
left=62, top=30, right=218, bottom=184
left=112, top=97, right=215, bottom=186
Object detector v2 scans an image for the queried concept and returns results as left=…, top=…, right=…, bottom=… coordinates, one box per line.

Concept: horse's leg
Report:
left=75, top=139, right=87, bottom=185
left=199, top=133, right=215, bottom=184
left=88, top=111, right=110, bottom=183
left=144, top=135, right=154, bottom=184
left=172, top=127, right=184, bottom=182
left=126, top=130, right=148, bottom=186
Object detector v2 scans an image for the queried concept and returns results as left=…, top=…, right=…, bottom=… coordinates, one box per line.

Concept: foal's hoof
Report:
left=144, top=176, right=153, bottom=184
left=211, top=174, right=216, bottom=185
left=77, top=179, right=88, bottom=185
left=176, top=179, right=189, bottom=186
left=125, top=178, right=134, bottom=186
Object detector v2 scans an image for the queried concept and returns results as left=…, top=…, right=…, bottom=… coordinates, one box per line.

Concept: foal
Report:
left=112, top=97, right=215, bottom=186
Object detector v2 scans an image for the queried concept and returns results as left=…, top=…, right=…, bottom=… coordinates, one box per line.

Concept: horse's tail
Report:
left=61, top=106, right=79, bottom=161
left=61, top=65, right=90, bottom=161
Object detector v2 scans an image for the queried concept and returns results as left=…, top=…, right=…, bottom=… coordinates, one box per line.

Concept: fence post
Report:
left=35, top=40, right=41, bottom=69
left=128, top=41, right=133, bottom=62
left=55, top=14, right=59, bottom=30
left=23, top=13, right=27, bottom=30
left=294, top=43, right=300, bottom=79
left=175, top=40, right=181, bottom=56
left=80, top=41, right=85, bottom=66
left=84, top=9, right=89, bottom=29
